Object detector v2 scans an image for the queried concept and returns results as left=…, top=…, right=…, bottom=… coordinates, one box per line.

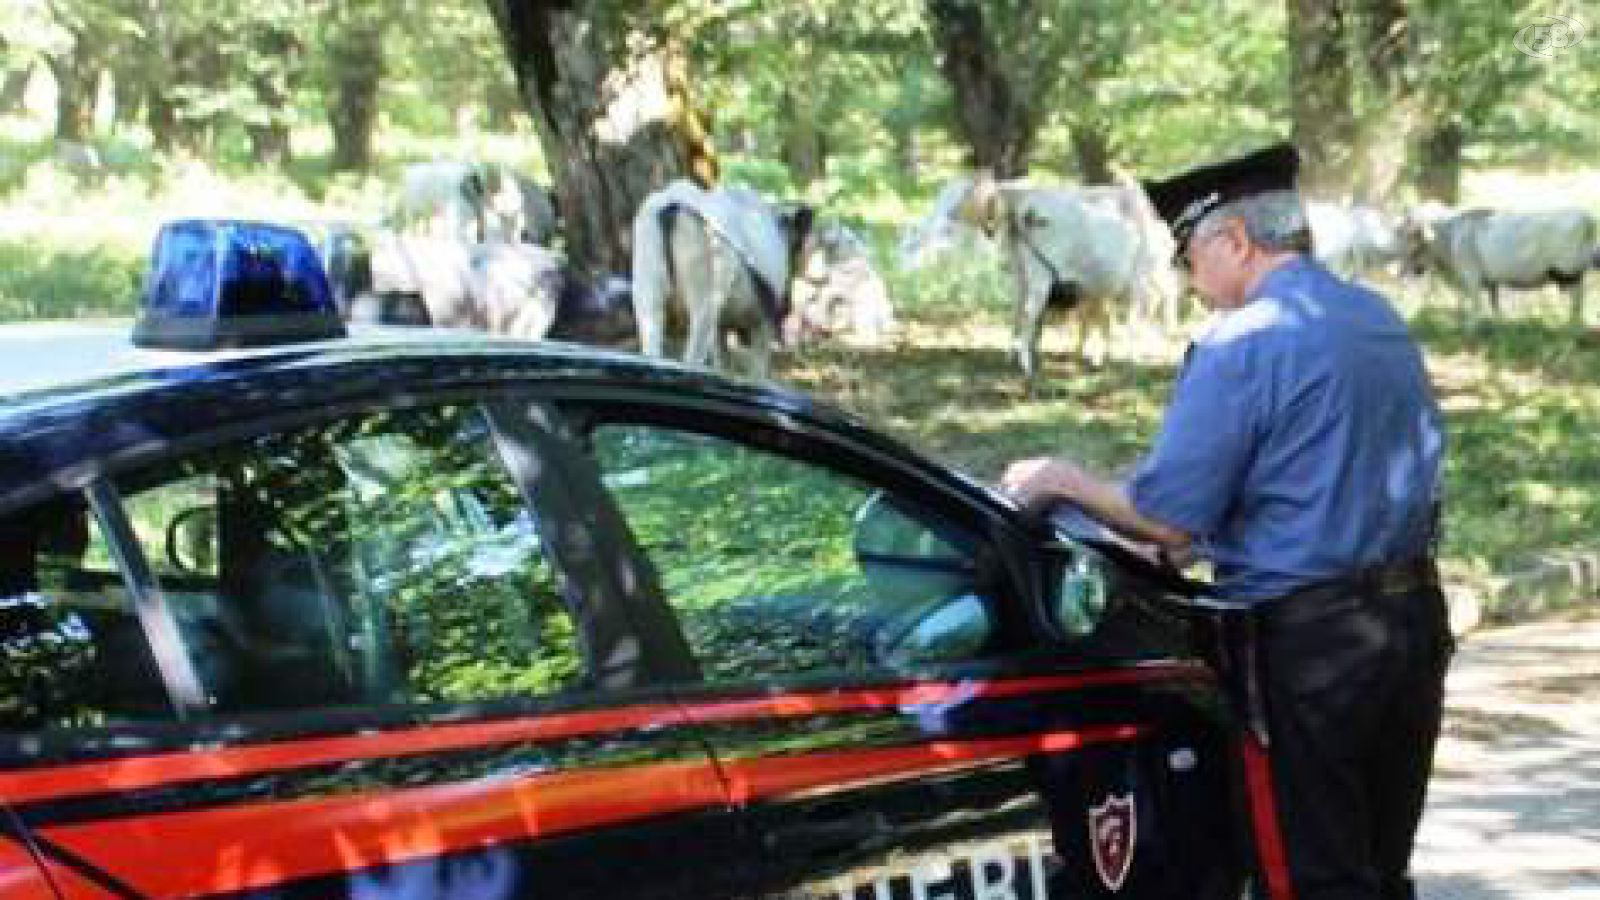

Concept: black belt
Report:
left=1258, top=557, right=1440, bottom=630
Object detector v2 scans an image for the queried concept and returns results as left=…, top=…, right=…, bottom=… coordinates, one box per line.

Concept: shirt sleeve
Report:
left=1127, top=343, right=1263, bottom=538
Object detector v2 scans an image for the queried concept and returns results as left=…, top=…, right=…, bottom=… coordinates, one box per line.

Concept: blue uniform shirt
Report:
left=1127, top=256, right=1444, bottom=602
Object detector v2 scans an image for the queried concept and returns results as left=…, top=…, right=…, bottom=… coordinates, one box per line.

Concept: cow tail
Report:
left=782, top=205, right=816, bottom=326
left=631, top=194, right=673, bottom=357
left=1115, top=163, right=1179, bottom=327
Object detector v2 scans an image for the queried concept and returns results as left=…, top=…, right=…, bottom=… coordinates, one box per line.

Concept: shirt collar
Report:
left=1245, top=254, right=1315, bottom=305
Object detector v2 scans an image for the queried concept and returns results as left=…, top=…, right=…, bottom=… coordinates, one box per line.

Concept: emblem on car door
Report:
left=1088, top=792, right=1136, bottom=892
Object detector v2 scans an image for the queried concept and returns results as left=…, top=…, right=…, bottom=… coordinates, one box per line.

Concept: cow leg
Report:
left=635, top=286, right=666, bottom=358
left=1084, top=297, right=1114, bottom=368
left=730, top=315, right=775, bottom=380
left=1156, top=281, right=1181, bottom=335
left=692, top=227, right=756, bottom=372
left=1014, top=289, right=1050, bottom=395
left=1565, top=278, right=1585, bottom=329
left=684, top=289, right=722, bottom=369
left=633, top=210, right=676, bottom=358
left=676, top=221, right=724, bottom=368
left=1008, top=253, right=1052, bottom=393
left=1455, top=272, right=1487, bottom=333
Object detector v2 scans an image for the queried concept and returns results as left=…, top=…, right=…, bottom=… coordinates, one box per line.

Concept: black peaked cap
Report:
left=1143, top=143, right=1301, bottom=246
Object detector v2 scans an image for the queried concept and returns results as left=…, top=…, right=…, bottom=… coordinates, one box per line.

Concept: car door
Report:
left=0, top=396, right=755, bottom=899
left=0, top=807, right=59, bottom=899
left=573, top=401, right=1244, bottom=900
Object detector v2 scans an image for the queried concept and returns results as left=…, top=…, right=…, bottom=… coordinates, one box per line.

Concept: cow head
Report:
left=899, top=178, right=995, bottom=271
left=955, top=172, right=1008, bottom=237
left=1398, top=202, right=1456, bottom=276
left=785, top=222, right=896, bottom=346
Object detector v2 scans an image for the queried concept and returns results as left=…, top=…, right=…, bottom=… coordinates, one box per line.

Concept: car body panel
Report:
left=0, top=325, right=1246, bottom=899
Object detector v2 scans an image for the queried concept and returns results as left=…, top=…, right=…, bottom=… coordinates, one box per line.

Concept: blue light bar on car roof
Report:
left=133, top=218, right=346, bottom=350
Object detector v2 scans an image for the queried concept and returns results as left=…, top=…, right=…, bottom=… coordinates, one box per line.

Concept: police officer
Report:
left=1002, top=143, right=1451, bottom=900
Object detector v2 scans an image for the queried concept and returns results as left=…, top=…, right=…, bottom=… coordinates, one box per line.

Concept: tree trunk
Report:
left=780, top=89, right=827, bottom=186
left=890, top=123, right=920, bottom=183
left=110, top=67, right=145, bottom=129
left=47, top=43, right=100, bottom=142
left=172, top=35, right=226, bottom=155
left=0, top=65, right=31, bottom=114
left=487, top=3, right=704, bottom=273
left=1069, top=117, right=1114, bottom=185
left=1416, top=122, right=1464, bottom=203
left=1347, top=0, right=1418, bottom=203
left=326, top=7, right=385, bottom=173
left=131, top=0, right=178, bottom=153
left=1287, top=0, right=1354, bottom=196
left=245, top=26, right=296, bottom=166
left=147, top=94, right=177, bottom=152
left=928, top=0, right=1034, bottom=177
left=485, top=78, right=521, bottom=132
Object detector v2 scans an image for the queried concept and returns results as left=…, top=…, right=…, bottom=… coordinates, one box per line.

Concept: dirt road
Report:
left=1413, top=618, right=1600, bottom=899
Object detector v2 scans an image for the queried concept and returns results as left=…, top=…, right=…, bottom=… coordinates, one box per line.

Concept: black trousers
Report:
left=1243, top=579, right=1455, bottom=900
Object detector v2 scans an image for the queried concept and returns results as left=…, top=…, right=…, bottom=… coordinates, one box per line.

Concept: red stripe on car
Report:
left=37, top=728, right=1145, bottom=897
left=0, top=666, right=1202, bottom=806
left=720, top=725, right=1145, bottom=802
left=1241, top=737, right=1297, bottom=900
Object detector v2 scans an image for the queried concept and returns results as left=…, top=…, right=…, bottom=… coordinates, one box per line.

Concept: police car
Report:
left=0, top=220, right=1250, bottom=899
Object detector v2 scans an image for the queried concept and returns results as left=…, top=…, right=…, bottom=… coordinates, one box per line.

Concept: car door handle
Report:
left=765, top=810, right=892, bottom=857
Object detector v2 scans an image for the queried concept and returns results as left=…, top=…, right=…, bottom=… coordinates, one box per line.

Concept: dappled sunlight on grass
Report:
left=785, top=279, right=1600, bottom=613
left=779, top=303, right=1180, bottom=480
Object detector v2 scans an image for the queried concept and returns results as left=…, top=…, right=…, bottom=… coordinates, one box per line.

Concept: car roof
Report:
left=0, top=321, right=1007, bottom=518
left=0, top=320, right=640, bottom=398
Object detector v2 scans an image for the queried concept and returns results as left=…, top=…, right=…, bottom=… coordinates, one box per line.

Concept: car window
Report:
left=590, top=424, right=995, bottom=681
left=113, top=403, right=582, bottom=715
left=0, top=495, right=170, bottom=730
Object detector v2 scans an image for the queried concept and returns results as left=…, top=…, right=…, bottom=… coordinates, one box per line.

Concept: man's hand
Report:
left=1001, top=454, right=1196, bottom=562
left=1000, top=456, right=1082, bottom=512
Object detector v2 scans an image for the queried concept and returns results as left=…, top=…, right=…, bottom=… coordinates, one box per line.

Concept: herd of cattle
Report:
left=314, top=159, right=1600, bottom=387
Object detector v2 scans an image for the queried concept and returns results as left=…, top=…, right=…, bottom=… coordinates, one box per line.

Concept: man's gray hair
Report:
left=1195, top=189, right=1312, bottom=254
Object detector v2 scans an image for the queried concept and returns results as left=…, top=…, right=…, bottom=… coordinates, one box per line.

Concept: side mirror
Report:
left=1051, top=541, right=1111, bottom=638
left=1042, top=503, right=1114, bottom=638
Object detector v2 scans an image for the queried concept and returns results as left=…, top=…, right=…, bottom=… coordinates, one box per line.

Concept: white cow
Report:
left=1307, top=201, right=1408, bottom=278
left=364, top=233, right=589, bottom=340
left=897, top=181, right=991, bottom=271
left=789, top=222, right=896, bottom=345
left=631, top=180, right=795, bottom=377
left=1405, top=206, right=1598, bottom=329
left=391, top=161, right=559, bottom=247
left=631, top=180, right=894, bottom=377
left=392, top=161, right=489, bottom=242
left=481, top=166, right=559, bottom=246
left=915, top=173, right=1178, bottom=389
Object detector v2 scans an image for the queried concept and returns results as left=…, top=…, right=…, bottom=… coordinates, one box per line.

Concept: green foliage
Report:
left=0, top=237, right=141, bottom=320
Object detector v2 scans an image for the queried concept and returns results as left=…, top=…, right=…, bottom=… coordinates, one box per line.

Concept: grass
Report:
left=776, top=283, right=1600, bottom=609
left=2, top=131, right=1597, bottom=614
